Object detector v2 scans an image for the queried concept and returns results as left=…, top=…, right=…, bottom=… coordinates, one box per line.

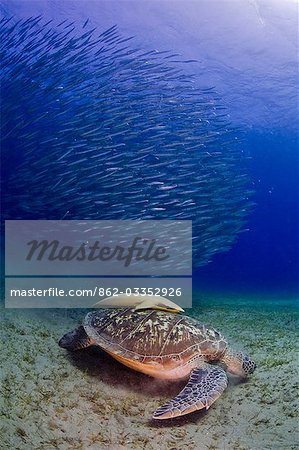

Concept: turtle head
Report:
left=59, top=326, right=94, bottom=351
left=222, top=348, right=256, bottom=377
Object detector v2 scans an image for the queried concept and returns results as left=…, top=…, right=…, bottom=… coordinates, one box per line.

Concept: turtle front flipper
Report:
left=59, top=326, right=94, bottom=351
left=153, top=365, right=228, bottom=420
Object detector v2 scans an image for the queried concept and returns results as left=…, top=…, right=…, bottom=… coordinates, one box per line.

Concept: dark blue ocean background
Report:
left=196, top=130, right=298, bottom=297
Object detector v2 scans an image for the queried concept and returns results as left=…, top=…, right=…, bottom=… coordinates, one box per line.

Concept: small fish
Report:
left=82, top=18, right=89, bottom=29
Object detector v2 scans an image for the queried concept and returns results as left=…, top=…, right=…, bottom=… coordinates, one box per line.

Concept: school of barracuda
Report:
left=1, top=16, right=254, bottom=267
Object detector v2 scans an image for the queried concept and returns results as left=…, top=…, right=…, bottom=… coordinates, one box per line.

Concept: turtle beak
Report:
left=59, top=331, right=75, bottom=348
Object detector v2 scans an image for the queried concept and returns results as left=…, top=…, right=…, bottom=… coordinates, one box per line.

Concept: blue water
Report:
left=195, top=130, right=299, bottom=296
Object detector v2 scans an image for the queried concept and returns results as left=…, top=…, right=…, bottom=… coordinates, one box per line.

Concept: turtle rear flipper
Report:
left=59, top=326, right=94, bottom=351
left=153, top=365, right=228, bottom=420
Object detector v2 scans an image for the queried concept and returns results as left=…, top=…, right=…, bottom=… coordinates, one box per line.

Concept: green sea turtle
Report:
left=59, top=308, right=256, bottom=419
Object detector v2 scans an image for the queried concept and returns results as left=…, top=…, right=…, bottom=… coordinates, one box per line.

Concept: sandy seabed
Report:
left=0, top=294, right=298, bottom=450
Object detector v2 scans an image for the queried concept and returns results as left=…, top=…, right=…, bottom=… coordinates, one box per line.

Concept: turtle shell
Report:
left=83, top=308, right=227, bottom=364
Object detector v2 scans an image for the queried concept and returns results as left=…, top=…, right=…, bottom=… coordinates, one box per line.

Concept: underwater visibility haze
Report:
left=0, top=1, right=298, bottom=449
